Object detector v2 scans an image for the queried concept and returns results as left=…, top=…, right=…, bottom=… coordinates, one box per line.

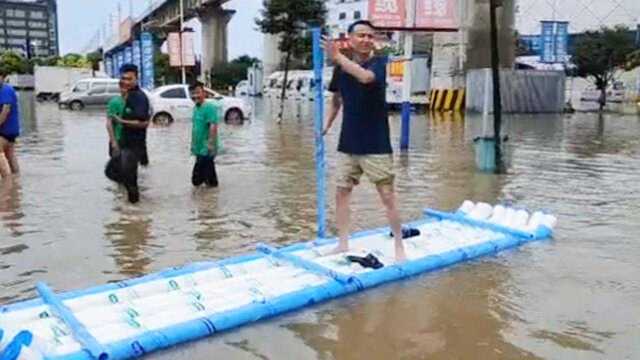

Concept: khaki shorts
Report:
left=336, top=153, right=394, bottom=189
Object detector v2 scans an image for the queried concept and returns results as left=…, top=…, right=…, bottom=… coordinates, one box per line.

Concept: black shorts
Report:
left=0, top=134, right=17, bottom=143
left=192, top=155, right=218, bottom=187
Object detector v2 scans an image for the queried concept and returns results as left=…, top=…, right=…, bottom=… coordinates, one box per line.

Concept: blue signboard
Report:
left=540, top=21, right=570, bottom=63
left=555, top=21, right=569, bottom=62
left=116, top=51, right=125, bottom=77
left=132, top=40, right=142, bottom=76
left=140, top=32, right=155, bottom=90
left=541, top=21, right=556, bottom=63
left=519, top=35, right=541, bottom=55
left=112, top=54, right=118, bottom=78
left=113, top=52, right=120, bottom=77
left=104, top=55, right=113, bottom=78
left=124, top=46, right=133, bottom=66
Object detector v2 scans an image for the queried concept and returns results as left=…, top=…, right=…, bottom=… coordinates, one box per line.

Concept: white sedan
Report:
left=149, top=84, right=251, bottom=125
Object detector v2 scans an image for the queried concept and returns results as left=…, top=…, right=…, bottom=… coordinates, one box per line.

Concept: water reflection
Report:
left=17, top=91, right=36, bottom=135
left=0, top=178, right=22, bottom=237
left=104, top=207, right=154, bottom=277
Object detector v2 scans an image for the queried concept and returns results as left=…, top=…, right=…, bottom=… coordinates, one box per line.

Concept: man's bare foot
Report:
left=327, top=244, right=349, bottom=256
left=395, top=245, right=407, bottom=263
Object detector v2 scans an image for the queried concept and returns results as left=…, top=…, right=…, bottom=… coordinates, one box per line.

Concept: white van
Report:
left=58, top=78, right=121, bottom=110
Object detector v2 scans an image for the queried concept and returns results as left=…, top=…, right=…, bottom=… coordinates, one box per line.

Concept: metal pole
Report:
left=489, top=0, right=502, bottom=140
left=180, top=0, right=186, bottom=84
left=458, top=0, right=465, bottom=84
left=312, top=28, right=326, bottom=239
left=489, top=0, right=504, bottom=172
left=400, top=0, right=417, bottom=151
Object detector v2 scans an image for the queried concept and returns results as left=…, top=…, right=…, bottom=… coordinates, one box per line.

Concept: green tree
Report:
left=256, top=0, right=326, bottom=122
left=0, top=51, right=31, bottom=74
left=30, top=56, right=61, bottom=67
left=56, top=53, right=90, bottom=68
left=627, top=49, right=640, bottom=70
left=154, top=51, right=180, bottom=86
left=86, top=51, right=102, bottom=76
left=210, top=55, right=260, bottom=91
left=572, top=26, right=636, bottom=110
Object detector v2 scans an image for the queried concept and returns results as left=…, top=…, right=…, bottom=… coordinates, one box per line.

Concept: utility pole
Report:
left=179, top=0, right=186, bottom=84
left=399, top=0, right=417, bottom=151
left=489, top=0, right=504, bottom=173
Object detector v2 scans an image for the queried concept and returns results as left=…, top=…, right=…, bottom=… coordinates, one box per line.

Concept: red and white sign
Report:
left=416, top=0, right=457, bottom=29
left=181, top=31, right=196, bottom=67
left=369, top=0, right=406, bottom=28
left=168, top=32, right=182, bottom=67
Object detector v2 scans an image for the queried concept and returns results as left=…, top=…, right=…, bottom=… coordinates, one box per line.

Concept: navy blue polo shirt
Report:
left=0, top=83, right=20, bottom=137
left=328, top=55, right=392, bottom=155
left=121, top=86, right=150, bottom=148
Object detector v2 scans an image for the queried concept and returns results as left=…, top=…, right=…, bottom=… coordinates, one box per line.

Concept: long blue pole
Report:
left=312, top=28, right=326, bottom=239
left=400, top=1, right=416, bottom=151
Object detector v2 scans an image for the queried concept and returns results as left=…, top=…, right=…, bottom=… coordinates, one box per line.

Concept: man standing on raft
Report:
left=322, top=20, right=406, bottom=262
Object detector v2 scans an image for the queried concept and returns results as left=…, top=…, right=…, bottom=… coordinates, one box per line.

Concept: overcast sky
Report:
left=58, top=0, right=264, bottom=58
left=58, top=0, right=639, bottom=55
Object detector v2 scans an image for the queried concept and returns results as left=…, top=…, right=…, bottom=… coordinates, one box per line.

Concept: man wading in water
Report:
left=322, top=20, right=407, bottom=262
left=190, top=82, right=220, bottom=188
left=114, top=64, right=150, bottom=204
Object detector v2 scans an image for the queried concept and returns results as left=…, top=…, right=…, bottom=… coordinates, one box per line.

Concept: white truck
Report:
left=6, top=74, right=35, bottom=90
left=34, top=66, right=96, bottom=102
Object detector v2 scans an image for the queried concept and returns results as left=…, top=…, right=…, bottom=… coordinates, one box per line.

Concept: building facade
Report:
left=0, top=0, right=59, bottom=57
left=326, top=0, right=368, bottom=39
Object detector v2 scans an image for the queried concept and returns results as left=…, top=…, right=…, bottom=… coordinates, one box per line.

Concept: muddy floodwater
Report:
left=1, top=98, right=639, bottom=359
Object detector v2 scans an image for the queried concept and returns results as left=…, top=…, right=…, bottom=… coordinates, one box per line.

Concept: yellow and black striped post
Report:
left=428, top=88, right=466, bottom=112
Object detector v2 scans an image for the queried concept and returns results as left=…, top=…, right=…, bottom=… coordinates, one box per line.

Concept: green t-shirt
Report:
left=191, top=101, right=220, bottom=156
left=106, top=96, right=126, bottom=143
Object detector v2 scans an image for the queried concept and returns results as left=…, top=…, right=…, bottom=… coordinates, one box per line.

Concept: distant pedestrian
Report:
left=190, top=82, right=220, bottom=188
left=322, top=20, right=406, bottom=262
left=0, top=68, right=20, bottom=179
left=115, top=64, right=151, bottom=203
left=598, top=89, right=606, bottom=112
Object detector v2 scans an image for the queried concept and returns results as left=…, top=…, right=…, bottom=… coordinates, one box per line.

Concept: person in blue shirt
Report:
left=0, top=68, right=20, bottom=178
left=323, top=20, right=406, bottom=262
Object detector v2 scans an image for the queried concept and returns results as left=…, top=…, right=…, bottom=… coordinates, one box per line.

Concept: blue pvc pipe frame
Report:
left=400, top=102, right=411, bottom=151
left=1, top=209, right=553, bottom=360
left=312, top=28, right=327, bottom=239
left=36, top=282, right=109, bottom=360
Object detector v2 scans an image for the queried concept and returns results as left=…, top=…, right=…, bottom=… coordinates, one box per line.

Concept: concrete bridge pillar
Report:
left=199, top=6, right=235, bottom=77
left=430, top=0, right=515, bottom=90
left=263, top=33, right=284, bottom=78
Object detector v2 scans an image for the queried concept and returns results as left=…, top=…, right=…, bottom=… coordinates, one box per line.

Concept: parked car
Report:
left=234, top=80, right=249, bottom=97
left=59, top=78, right=121, bottom=110
left=149, top=84, right=251, bottom=125
left=580, top=82, right=626, bottom=103
left=35, top=66, right=96, bottom=102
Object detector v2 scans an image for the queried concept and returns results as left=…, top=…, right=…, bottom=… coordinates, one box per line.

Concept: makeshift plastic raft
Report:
left=0, top=202, right=557, bottom=360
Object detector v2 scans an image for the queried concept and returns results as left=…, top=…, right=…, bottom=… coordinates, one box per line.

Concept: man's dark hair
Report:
left=190, top=81, right=205, bottom=92
left=348, top=20, right=375, bottom=34
left=120, top=63, right=139, bottom=76
left=0, top=68, right=8, bottom=77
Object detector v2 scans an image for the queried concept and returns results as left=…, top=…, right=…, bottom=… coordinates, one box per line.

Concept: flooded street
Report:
left=1, top=97, right=639, bottom=359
